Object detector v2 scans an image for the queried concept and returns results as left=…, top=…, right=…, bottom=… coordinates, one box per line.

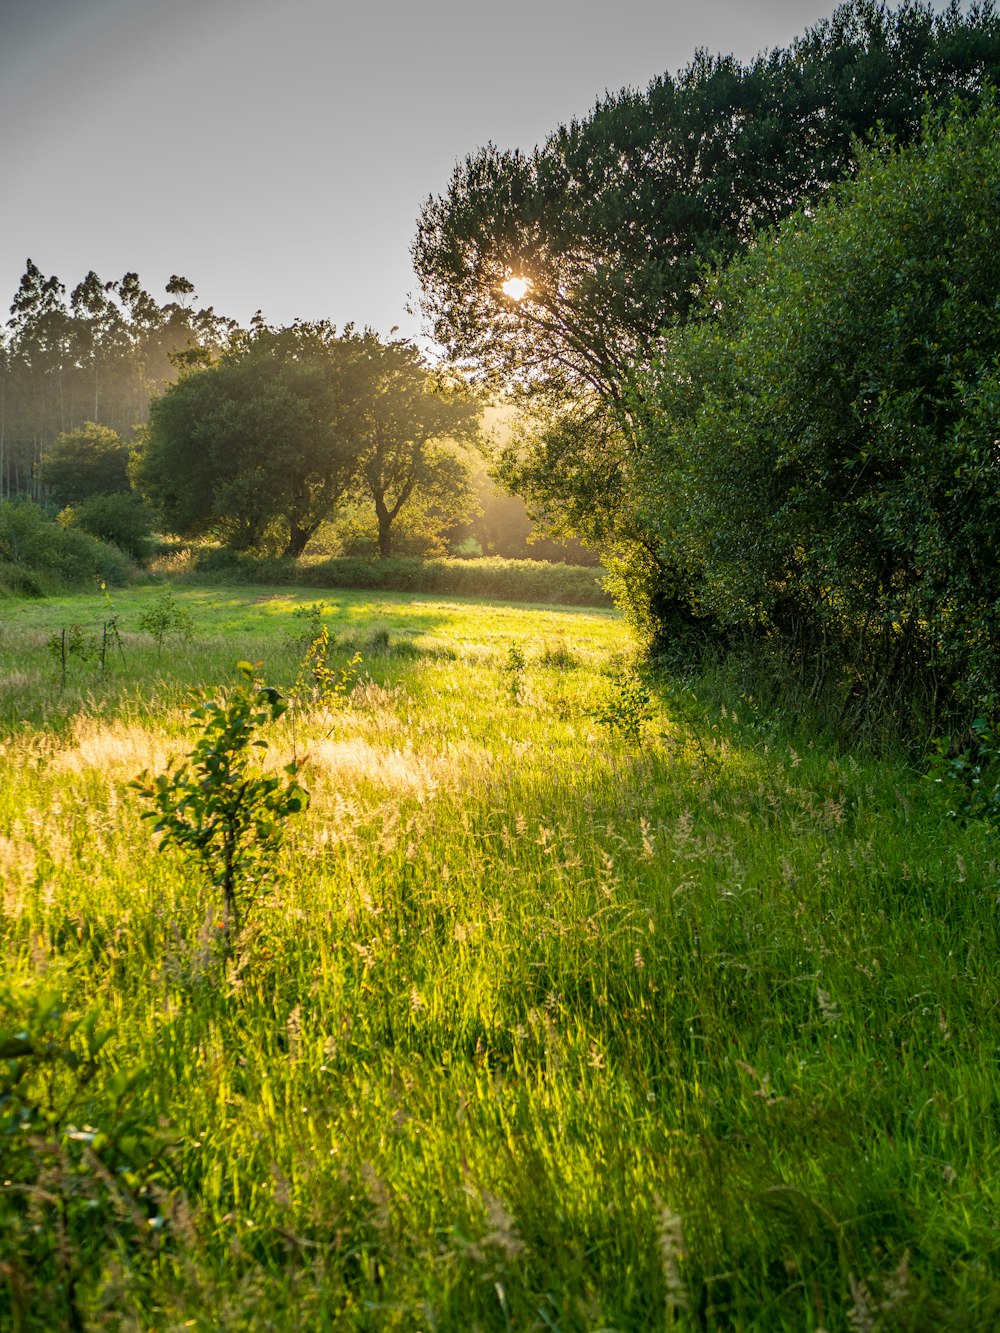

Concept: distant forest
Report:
left=0, top=265, right=232, bottom=498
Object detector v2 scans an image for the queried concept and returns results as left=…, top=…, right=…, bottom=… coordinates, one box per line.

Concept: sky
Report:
left=0, top=0, right=960, bottom=348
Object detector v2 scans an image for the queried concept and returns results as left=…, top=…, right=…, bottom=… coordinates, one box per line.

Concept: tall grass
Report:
left=0, top=584, right=996, bottom=1330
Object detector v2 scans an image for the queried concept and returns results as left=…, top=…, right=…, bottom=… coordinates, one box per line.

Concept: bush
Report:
left=60, top=491, right=156, bottom=561
left=632, top=96, right=1000, bottom=729
left=0, top=499, right=133, bottom=594
left=39, top=422, right=130, bottom=507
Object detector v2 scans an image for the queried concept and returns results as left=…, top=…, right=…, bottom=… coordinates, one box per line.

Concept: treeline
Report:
left=0, top=265, right=232, bottom=498
left=135, top=322, right=479, bottom=560
left=413, top=0, right=1000, bottom=732
left=0, top=267, right=589, bottom=566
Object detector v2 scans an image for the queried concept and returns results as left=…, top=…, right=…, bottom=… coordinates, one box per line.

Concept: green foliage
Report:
left=46, top=622, right=94, bottom=686
left=133, top=323, right=360, bottom=555
left=137, top=589, right=194, bottom=654
left=591, top=669, right=654, bottom=745
left=40, top=422, right=130, bottom=507
left=60, top=490, right=156, bottom=561
left=632, top=95, right=1000, bottom=729
left=503, top=641, right=526, bottom=704
left=414, top=0, right=1000, bottom=552
left=537, top=637, right=578, bottom=671
left=309, top=634, right=362, bottom=704
left=423, top=0, right=1000, bottom=393
left=293, top=614, right=362, bottom=710
left=929, top=710, right=1000, bottom=836
left=187, top=549, right=611, bottom=605
left=0, top=498, right=132, bottom=594
left=0, top=986, right=161, bottom=1330
left=288, top=599, right=328, bottom=647
left=134, top=324, right=481, bottom=559
left=1, top=263, right=235, bottom=503
left=131, top=663, right=308, bottom=937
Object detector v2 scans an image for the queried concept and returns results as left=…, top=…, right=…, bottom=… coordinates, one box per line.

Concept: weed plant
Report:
left=0, top=582, right=996, bottom=1329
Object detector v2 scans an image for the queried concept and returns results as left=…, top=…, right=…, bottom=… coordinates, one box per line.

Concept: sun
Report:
left=501, top=276, right=529, bottom=301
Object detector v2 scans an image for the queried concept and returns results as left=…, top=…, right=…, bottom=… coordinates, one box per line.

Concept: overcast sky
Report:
left=0, top=0, right=961, bottom=345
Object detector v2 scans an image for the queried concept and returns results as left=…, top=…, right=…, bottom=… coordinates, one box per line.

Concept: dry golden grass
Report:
left=50, top=717, right=172, bottom=776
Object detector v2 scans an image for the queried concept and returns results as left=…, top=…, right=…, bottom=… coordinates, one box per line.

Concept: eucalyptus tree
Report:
left=0, top=262, right=236, bottom=497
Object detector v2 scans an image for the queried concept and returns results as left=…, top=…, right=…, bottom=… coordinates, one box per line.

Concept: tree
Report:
left=135, top=323, right=365, bottom=554
left=40, top=421, right=130, bottom=506
left=61, top=491, right=156, bottom=562
left=631, top=95, right=1000, bottom=719
left=413, top=0, right=1000, bottom=556
left=0, top=263, right=236, bottom=499
left=349, top=339, right=480, bottom=557
left=134, top=325, right=480, bottom=558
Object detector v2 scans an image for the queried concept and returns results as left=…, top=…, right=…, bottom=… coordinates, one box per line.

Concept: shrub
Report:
left=0, top=499, right=132, bottom=593
left=132, top=663, right=309, bottom=943
left=137, top=590, right=194, bottom=654
left=39, top=421, right=130, bottom=507
left=186, top=550, right=611, bottom=606
left=633, top=96, right=1000, bottom=728
left=61, top=491, right=156, bottom=561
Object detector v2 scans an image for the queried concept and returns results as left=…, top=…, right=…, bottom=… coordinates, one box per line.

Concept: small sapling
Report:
left=131, top=662, right=308, bottom=947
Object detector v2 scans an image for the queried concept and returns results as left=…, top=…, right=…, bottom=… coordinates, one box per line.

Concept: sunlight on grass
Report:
left=0, top=583, right=996, bottom=1330
left=52, top=717, right=171, bottom=774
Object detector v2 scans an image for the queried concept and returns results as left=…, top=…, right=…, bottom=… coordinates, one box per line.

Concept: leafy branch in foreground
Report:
left=929, top=709, right=1000, bottom=837
left=131, top=662, right=308, bottom=941
left=0, top=987, right=163, bottom=1330
left=591, top=670, right=654, bottom=746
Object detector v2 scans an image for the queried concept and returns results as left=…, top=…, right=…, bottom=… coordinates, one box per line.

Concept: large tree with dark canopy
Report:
left=413, top=0, right=1000, bottom=553
left=135, top=323, right=369, bottom=555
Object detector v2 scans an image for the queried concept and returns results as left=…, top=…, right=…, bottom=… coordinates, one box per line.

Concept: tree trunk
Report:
left=284, top=520, right=314, bottom=559
left=374, top=493, right=394, bottom=558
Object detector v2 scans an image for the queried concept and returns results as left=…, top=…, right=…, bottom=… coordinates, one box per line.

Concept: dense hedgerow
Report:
left=632, top=97, right=1000, bottom=731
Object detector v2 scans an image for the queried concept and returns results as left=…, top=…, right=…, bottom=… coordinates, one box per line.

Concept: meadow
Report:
left=0, top=583, right=997, bottom=1331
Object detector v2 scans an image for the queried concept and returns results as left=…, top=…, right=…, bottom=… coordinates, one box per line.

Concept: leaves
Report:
left=131, top=665, right=309, bottom=935
left=631, top=94, right=1000, bottom=722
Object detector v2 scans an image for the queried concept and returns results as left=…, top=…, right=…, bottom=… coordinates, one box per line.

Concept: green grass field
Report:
left=1, top=584, right=997, bottom=1331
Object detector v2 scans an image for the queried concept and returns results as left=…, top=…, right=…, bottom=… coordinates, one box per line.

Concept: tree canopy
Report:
left=135, top=325, right=480, bottom=558
left=39, top=422, right=130, bottom=508
left=415, top=0, right=999, bottom=405
left=348, top=339, right=480, bottom=557
left=631, top=94, right=1000, bottom=718
left=413, top=0, right=1000, bottom=551
left=1, top=262, right=235, bottom=500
